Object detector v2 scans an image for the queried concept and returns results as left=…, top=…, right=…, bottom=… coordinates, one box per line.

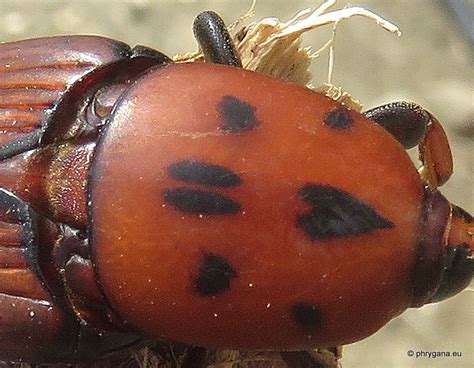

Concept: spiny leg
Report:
left=0, top=130, right=42, bottom=161
left=131, top=45, right=172, bottom=64
left=193, top=11, right=242, bottom=67
left=364, top=101, right=453, bottom=189
left=181, top=346, right=209, bottom=368
left=281, top=349, right=339, bottom=368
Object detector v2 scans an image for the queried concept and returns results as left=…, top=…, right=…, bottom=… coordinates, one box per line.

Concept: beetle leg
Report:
left=131, top=45, right=173, bottom=64
left=417, top=114, right=453, bottom=188
left=364, top=102, right=453, bottom=188
left=281, top=349, right=339, bottom=368
left=193, top=11, right=242, bottom=67
left=181, top=346, right=209, bottom=368
left=0, top=130, right=42, bottom=161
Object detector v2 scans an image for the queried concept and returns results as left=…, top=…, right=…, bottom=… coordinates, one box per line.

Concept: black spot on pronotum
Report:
left=163, top=188, right=240, bottom=215
left=168, top=160, right=241, bottom=187
left=292, top=303, right=322, bottom=331
left=297, top=184, right=394, bottom=240
left=217, top=95, right=258, bottom=132
left=195, top=253, right=237, bottom=296
left=324, top=108, right=354, bottom=129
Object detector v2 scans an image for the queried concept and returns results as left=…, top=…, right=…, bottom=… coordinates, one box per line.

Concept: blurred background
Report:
left=0, top=1, right=471, bottom=367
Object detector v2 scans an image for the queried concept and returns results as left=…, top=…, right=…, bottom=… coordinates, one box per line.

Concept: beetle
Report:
left=0, top=9, right=471, bottom=366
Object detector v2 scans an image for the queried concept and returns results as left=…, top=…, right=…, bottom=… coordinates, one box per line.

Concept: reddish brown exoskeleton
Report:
left=0, top=11, right=471, bottom=366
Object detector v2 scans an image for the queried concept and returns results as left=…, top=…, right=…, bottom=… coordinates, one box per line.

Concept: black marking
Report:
left=217, top=96, right=258, bottom=133
left=163, top=188, right=240, bottom=215
left=297, top=184, right=394, bottom=240
left=168, top=160, right=241, bottom=188
left=195, top=253, right=237, bottom=296
left=324, top=108, right=354, bottom=129
left=292, top=303, right=322, bottom=331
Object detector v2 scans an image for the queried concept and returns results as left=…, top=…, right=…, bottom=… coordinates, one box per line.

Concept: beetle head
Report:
left=429, top=204, right=473, bottom=303
left=411, top=189, right=473, bottom=306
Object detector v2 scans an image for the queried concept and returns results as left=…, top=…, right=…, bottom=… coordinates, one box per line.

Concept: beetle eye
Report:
left=445, top=246, right=471, bottom=271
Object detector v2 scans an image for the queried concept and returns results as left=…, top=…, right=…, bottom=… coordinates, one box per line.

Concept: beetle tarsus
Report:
left=417, top=113, right=453, bottom=188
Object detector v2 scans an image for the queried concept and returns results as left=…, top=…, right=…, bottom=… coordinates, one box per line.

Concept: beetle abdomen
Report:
left=0, top=36, right=133, bottom=160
